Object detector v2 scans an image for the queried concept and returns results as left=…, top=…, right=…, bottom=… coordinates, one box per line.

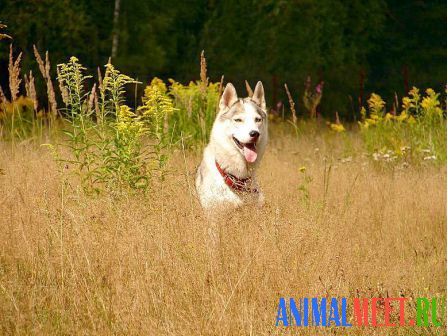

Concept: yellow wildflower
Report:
left=140, top=79, right=176, bottom=119
left=116, top=105, right=144, bottom=136
left=330, top=123, right=345, bottom=132
left=384, top=113, right=394, bottom=122
left=426, top=88, right=435, bottom=96
left=149, top=77, right=167, bottom=93
left=368, top=93, right=386, bottom=116
left=421, top=88, right=441, bottom=117
left=360, top=107, right=367, bottom=120
left=359, top=120, right=369, bottom=129
left=402, top=97, right=411, bottom=111
left=396, top=111, right=408, bottom=122
left=409, top=87, right=420, bottom=101
left=139, top=78, right=177, bottom=140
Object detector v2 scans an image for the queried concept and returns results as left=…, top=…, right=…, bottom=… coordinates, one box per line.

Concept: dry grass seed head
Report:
left=0, top=22, right=11, bottom=40
left=88, top=83, right=97, bottom=113
left=200, top=50, right=208, bottom=94
left=284, top=83, right=297, bottom=125
left=33, top=45, right=46, bottom=80
left=0, top=85, right=8, bottom=104
left=24, top=71, right=38, bottom=112
left=45, top=51, right=58, bottom=115
left=33, top=45, right=57, bottom=115
left=8, top=45, right=22, bottom=102
left=97, top=67, right=103, bottom=91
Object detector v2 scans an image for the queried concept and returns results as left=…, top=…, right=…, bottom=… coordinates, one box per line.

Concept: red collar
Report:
left=215, top=160, right=259, bottom=193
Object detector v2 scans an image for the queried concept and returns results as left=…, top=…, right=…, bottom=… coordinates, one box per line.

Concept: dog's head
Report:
left=213, top=81, right=267, bottom=163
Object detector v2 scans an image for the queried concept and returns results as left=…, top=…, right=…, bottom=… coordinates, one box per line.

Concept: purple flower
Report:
left=315, top=81, right=324, bottom=95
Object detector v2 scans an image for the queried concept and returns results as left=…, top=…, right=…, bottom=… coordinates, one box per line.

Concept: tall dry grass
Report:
left=24, top=71, right=38, bottom=114
left=8, top=45, right=22, bottom=104
left=0, top=129, right=446, bottom=335
left=33, top=45, right=57, bottom=116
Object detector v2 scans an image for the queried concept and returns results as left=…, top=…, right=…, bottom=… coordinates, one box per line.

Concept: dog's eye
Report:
left=234, top=118, right=243, bottom=123
left=255, top=117, right=262, bottom=122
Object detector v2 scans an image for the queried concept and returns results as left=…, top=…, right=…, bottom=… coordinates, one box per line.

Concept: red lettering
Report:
left=372, top=298, right=385, bottom=327
left=384, top=298, right=396, bottom=327
left=353, top=298, right=369, bottom=326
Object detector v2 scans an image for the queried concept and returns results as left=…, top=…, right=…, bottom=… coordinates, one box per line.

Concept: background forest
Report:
left=1, top=0, right=447, bottom=119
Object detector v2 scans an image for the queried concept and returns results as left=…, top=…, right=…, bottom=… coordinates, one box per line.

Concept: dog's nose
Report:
left=249, top=130, right=260, bottom=138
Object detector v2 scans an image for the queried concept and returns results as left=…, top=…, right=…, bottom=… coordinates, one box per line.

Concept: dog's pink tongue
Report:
left=243, top=144, right=257, bottom=163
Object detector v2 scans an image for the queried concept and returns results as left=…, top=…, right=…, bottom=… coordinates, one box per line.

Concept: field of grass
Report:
left=1, top=125, right=446, bottom=335
left=1, top=43, right=447, bottom=335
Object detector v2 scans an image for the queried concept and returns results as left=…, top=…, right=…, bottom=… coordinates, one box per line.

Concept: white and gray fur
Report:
left=195, top=81, right=268, bottom=214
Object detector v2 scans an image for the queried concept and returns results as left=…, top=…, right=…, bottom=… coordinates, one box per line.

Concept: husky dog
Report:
left=196, top=81, right=268, bottom=214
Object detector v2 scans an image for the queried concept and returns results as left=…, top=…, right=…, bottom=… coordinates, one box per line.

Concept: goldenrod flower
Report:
left=426, top=88, right=435, bottom=96
left=384, top=113, right=394, bottom=122
left=139, top=78, right=177, bottom=141
left=402, top=97, right=411, bottom=111
left=116, top=105, right=145, bottom=136
left=368, top=93, right=386, bottom=116
left=421, top=88, right=441, bottom=118
left=330, top=123, right=345, bottom=132
left=360, top=93, right=386, bottom=128
left=360, top=107, right=367, bottom=120
left=396, top=111, right=408, bottom=122
left=409, top=87, right=420, bottom=101
left=149, top=77, right=168, bottom=93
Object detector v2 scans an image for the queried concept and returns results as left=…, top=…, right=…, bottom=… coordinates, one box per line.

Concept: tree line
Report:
left=1, top=0, right=446, bottom=118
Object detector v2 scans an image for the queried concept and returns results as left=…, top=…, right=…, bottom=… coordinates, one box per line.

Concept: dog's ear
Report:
left=252, top=81, right=266, bottom=110
left=219, top=83, right=238, bottom=110
left=245, top=80, right=253, bottom=97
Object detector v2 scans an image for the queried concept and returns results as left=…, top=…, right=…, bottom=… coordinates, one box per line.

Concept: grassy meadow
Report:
left=1, top=125, right=447, bottom=335
left=1, top=42, right=447, bottom=334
